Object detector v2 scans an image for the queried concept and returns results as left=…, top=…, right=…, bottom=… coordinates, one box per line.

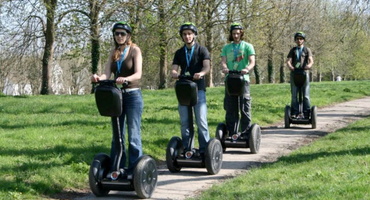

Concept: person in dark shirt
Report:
left=171, top=22, right=211, bottom=157
left=286, top=32, right=314, bottom=119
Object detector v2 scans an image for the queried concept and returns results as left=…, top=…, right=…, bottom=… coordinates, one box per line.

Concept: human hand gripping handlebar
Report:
left=177, top=74, right=203, bottom=80
left=95, top=79, right=129, bottom=88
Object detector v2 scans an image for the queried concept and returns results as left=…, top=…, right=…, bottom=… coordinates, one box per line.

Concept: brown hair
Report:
left=111, top=34, right=137, bottom=62
left=228, top=29, right=244, bottom=41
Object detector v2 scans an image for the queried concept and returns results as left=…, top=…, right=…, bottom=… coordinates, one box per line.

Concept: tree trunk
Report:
left=89, top=1, right=101, bottom=93
left=41, top=0, right=57, bottom=95
left=267, top=54, right=274, bottom=83
left=205, top=7, right=214, bottom=88
left=254, top=55, right=260, bottom=84
left=158, top=0, right=167, bottom=89
left=279, top=52, right=285, bottom=83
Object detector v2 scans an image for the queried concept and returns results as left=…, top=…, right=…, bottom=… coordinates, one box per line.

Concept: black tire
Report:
left=133, top=155, right=158, bottom=199
left=88, top=153, right=111, bottom=197
left=248, top=124, right=261, bottom=154
left=166, top=136, right=183, bottom=172
left=215, top=123, right=227, bottom=152
left=284, top=105, right=291, bottom=128
left=205, top=139, right=223, bottom=175
left=311, top=106, right=317, bottom=129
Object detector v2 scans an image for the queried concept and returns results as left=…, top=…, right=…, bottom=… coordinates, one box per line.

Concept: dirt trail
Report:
left=75, top=96, right=370, bottom=200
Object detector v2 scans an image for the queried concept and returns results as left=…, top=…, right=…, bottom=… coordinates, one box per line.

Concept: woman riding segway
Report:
left=89, top=22, right=157, bottom=198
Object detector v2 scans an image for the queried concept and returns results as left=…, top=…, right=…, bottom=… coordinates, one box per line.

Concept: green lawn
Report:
left=191, top=116, right=370, bottom=200
left=0, top=80, right=369, bottom=199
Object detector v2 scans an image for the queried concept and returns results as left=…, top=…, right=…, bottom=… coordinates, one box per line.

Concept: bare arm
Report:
left=171, top=64, right=180, bottom=79
left=304, top=56, right=314, bottom=70
left=193, top=59, right=210, bottom=80
left=221, top=56, right=229, bottom=74
left=241, top=55, right=255, bottom=74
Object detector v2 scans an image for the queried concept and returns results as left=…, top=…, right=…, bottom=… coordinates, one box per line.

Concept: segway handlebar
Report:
left=177, top=74, right=203, bottom=80
left=228, top=70, right=242, bottom=74
left=96, top=79, right=129, bottom=87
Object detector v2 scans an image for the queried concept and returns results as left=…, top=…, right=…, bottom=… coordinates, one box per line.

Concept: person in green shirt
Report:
left=221, top=22, right=256, bottom=136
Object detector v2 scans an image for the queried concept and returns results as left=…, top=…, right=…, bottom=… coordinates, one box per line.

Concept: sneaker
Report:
left=291, top=115, right=297, bottom=119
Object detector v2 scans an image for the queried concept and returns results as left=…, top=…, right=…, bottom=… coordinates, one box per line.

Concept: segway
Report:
left=89, top=80, right=157, bottom=199
left=166, top=75, right=223, bottom=175
left=215, top=70, right=261, bottom=154
left=284, top=68, right=317, bottom=129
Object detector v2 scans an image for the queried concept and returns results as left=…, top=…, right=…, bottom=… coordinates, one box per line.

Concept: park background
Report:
left=0, top=0, right=370, bottom=199
left=1, top=0, right=369, bottom=95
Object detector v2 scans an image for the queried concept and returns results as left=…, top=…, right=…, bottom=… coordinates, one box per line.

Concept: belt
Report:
left=121, top=88, right=140, bottom=93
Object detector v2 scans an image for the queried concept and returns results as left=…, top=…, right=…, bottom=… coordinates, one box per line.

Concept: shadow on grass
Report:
left=142, top=117, right=178, bottom=125
left=0, top=119, right=108, bottom=130
left=0, top=135, right=169, bottom=196
left=0, top=144, right=111, bottom=196
left=278, top=146, right=370, bottom=164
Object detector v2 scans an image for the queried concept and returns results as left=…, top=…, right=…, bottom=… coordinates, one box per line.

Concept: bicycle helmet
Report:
left=230, top=22, right=243, bottom=32
left=179, top=22, right=198, bottom=36
left=294, top=32, right=306, bottom=40
left=112, top=21, right=132, bottom=33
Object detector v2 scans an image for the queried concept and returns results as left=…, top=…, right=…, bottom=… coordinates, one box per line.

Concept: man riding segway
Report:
left=285, top=32, right=317, bottom=129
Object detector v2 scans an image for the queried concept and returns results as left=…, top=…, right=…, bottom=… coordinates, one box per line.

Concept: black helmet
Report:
left=112, top=21, right=132, bottom=33
left=179, top=22, right=198, bottom=36
left=230, top=22, right=243, bottom=32
left=294, top=32, right=306, bottom=40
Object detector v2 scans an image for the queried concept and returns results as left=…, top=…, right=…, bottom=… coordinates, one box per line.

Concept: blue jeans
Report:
left=224, top=83, right=251, bottom=135
left=110, top=89, right=143, bottom=170
left=290, top=72, right=311, bottom=116
left=178, top=90, right=210, bottom=153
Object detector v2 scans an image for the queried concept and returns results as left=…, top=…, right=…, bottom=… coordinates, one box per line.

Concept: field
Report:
left=0, top=80, right=369, bottom=199
left=192, top=116, right=370, bottom=200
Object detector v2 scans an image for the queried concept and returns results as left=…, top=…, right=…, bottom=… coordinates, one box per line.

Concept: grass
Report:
left=191, top=116, right=370, bottom=200
left=0, top=80, right=369, bottom=199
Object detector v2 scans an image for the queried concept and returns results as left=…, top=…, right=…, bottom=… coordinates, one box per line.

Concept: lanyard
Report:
left=117, top=46, right=129, bottom=74
left=296, top=47, right=303, bottom=61
left=184, top=45, right=195, bottom=71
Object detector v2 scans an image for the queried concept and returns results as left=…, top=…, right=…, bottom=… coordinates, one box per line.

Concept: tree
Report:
left=40, top=0, right=57, bottom=94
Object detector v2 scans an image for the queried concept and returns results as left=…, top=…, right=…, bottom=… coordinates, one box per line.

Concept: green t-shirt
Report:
left=221, top=41, right=255, bottom=82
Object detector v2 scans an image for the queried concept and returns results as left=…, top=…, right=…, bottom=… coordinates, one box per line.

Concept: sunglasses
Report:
left=114, top=31, right=127, bottom=36
left=296, top=37, right=304, bottom=40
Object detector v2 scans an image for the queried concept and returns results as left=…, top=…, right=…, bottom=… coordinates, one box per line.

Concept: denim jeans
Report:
left=178, top=90, right=210, bottom=153
left=290, top=72, right=311, bottom=116
left=224, top=83, right=251, bottom=135
left=110, top=89, right=143, bottom=170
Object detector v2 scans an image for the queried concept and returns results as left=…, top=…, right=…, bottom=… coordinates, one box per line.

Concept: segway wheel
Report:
left=88, top=153, right=111, bottom=197
left=166, top=136, right=183, bottom=172
left=311, top=106, right=317, bottom=129
left=215, top=123, right=227, bottom=152
left=205, top=139, right=223, bottom=175
left=133, top=155, right=158, bottom=199
left=284, top=106, right=291, bottom=128
left=248, top=124, right=261, bottom=154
